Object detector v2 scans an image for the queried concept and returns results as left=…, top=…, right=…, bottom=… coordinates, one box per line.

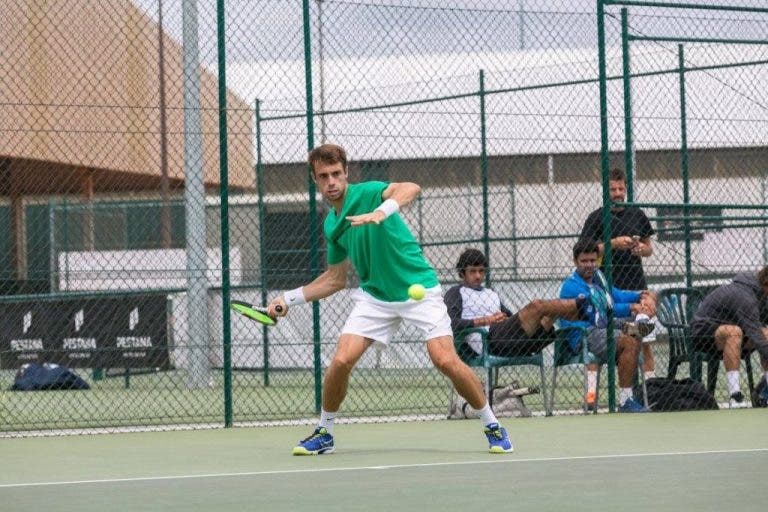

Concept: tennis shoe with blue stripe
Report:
left=293, top=427, right=335, bottom=455
left=484, top=423, right=513, bottom=453
left=618, top=397, right=649, bottom=413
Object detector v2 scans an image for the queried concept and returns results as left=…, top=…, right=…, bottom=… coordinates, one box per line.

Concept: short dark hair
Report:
left=609, top=168, right=626, bottom=182
left=758, top=265, right=768, bottom=287
left=456, top=248, right=487, bottom=276
left=572, top=238, right=599, bottom=260
left=308, top=143, right=347, bottom=174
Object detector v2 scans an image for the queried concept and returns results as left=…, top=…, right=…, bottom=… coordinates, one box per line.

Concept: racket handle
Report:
left=275, top=305, right=283, bottom=313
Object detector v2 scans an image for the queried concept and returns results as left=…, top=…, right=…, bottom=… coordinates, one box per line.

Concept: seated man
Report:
left=690, top=267, right=768, bottom=408
left=558, top=238, right=656, bottom=413
left=444, top=248, right=589, bottom=360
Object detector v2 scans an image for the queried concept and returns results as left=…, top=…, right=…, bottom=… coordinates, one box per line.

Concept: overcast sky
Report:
left=131, top=0, right=606, bottom=66
left=132, top=0, right=768, bottom=66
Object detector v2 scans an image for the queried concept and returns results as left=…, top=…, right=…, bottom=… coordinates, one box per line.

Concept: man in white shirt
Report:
left=444, top=248, right=588, bottom=359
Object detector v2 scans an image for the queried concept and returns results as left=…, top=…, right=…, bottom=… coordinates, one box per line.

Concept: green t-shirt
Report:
left=324, top=181, right=438, bottom=302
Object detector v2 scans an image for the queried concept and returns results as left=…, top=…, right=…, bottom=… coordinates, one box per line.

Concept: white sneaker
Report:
left=642, top=316, right=659, bottom=343
left=729, top=391, right=748, bottom=409
left=622, top=315, right=655, bottom=339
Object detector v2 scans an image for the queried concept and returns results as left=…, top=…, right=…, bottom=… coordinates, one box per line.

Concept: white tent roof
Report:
left=227, top=43, right=768, bottom=162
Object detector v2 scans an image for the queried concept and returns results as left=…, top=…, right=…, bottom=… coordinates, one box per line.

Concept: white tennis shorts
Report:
left=341, top=286, right=453, bottom=344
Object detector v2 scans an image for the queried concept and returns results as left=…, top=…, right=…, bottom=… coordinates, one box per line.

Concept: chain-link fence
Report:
left=599, top=0, right=768, bottom=410
left=1, top=0, right=767, bottom=435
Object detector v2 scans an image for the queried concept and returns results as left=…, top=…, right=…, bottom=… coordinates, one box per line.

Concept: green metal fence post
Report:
left=216, top=0, right=233, bottom=427
left=763, top=166, right=768, bottom=265
left=479, top=70, right=490, bottom=286
left=302, top=0, right=322, bottom=414
left=621, top=7, right=635, bottom=201
left=509, top=178, right=518, bottom=278
left=62, top=196, right=69, bottom=292
left=678, top=44, right=692, bottom=288
left=597, top=0, right=616, bottom=412
left=255, top=99, right=270, bottom=387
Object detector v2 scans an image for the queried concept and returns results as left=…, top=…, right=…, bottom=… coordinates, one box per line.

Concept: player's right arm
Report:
left=346, top=182, right=421, bottom=226
left=268, top=260, right=350, bottom=317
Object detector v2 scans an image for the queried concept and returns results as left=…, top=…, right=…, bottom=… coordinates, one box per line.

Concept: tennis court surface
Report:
left=1, top=410, right=764, bottom=512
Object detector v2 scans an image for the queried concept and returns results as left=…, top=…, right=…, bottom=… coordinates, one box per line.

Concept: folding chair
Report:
left=455, top=327, right=551, bottom=415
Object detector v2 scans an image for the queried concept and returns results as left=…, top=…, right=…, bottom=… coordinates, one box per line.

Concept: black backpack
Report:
left=634, top=377, right=718, bottom=411
left=752, top=376, right=767, bottom=408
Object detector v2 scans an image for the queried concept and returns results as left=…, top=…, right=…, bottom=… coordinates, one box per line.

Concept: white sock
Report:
left=726, top=370, right=741, bottom=395
left=318, top=409, right=336, bottom=434
left=619, top=387, right=632, bottom=405
left=644, top=371, right=656, bottom=379
left=478, top=403, right=498, bottom=426
left=587, top=370, right=598, bottom=393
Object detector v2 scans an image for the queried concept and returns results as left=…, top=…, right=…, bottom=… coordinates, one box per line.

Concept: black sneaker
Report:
left=758, top=386, right=768, bottom=408
left=729, top=391, right=748, bottom=409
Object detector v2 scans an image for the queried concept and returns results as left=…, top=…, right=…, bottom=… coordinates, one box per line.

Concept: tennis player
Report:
left=268, top=143, right=512, bottom=455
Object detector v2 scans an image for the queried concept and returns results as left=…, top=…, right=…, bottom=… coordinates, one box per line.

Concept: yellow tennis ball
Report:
left=408, top=284, right=426, bottom=301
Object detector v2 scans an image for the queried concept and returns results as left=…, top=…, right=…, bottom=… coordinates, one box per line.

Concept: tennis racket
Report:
left=230, top=300, right=283, bottom=326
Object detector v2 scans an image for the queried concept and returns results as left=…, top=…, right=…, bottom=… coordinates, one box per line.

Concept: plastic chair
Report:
left=548, top=326, right=597, bottom=414
left=657, top=287, right=756, bottom=402
left=455, top=327, right=551, bottom=416
left=657, top=287, right=704, bottom=381
left=550, top=325, right=649, bottom=412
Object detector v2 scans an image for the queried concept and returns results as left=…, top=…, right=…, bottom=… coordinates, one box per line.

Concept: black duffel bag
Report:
left=11, top=362, right=90, bottom=391
left=634, top=377, right=718, bottom=411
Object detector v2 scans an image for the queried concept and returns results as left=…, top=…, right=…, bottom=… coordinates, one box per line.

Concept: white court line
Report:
left=1, top=447, right=766, bottom=489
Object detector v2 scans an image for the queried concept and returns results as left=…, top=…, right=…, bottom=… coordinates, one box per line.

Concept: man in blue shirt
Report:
left=580, top=168, right=657, bottom=379
left=558, top=238, right=656, bottom=412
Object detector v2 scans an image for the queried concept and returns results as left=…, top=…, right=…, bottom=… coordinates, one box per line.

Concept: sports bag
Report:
left=752, top=375, right=767, bottom=408
left=634, top=377, right=717, bottom=411
left=11, top=362, right=90, bottom=391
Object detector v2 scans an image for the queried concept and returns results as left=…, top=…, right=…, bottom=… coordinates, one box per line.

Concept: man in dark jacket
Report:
left=691, top=267, right=768, bottom=407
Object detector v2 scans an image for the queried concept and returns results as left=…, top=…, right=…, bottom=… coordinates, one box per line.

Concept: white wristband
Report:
left=283, top=287, right=307, bottom=306
left=374, top=198, right=399, bottom=219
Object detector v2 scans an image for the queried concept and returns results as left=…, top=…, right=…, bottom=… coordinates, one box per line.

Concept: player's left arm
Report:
left=347, top=182, right=421, bottom=226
